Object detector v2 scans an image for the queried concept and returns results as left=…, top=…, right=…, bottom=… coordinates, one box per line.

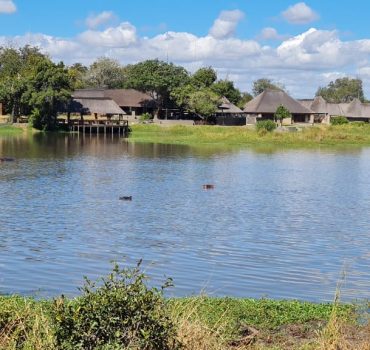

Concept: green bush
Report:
left=139, top=113, right=153, bottom=122
left=256, top=120, right=277, bottom=132
left=331, top=116, right=349, bottom=125
left=52, top=261, right=178, bottom=350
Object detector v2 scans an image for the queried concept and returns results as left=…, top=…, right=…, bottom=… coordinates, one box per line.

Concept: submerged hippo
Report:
left=0, top=157, right=15, bottom=162
left=119, top=196, right=132, bottom=201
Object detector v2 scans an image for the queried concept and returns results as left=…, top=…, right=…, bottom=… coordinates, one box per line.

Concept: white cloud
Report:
left=0, top=0, right=16, bottom=14
left=3, top=15, right=370, bottom=98
left=85, top=11, right=116, bottom=29
left=78, top=22, right=137, bottom=47
left=209, top=10, right=244, bottom=39
left=282, top=2, right=319, bottom=24
left=259, top=27, right=288, bottom=41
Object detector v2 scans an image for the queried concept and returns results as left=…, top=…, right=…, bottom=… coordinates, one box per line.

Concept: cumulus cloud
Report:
left=209, top=10, right=244, bottom=39
left=78, top=22, right=137, bottom=47
left=0, top=0, right=16, bottom=14
left=85, top=11, right=116, bottom=29
left=259, top=27, right=288, bottom=41
left=3, top=14, right=370, bottom=98
left=282, top=2, right=319, bottom=24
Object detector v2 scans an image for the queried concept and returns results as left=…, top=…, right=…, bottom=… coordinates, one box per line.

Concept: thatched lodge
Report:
left=244, top=89, right=313, bottom=124
left=73, top=89, right=156, bottom=118
left=299, top=96, right=370, bottom=123
left=68, top=97, right=125, bottom=117
left=214, top=97, right=246, bottom=125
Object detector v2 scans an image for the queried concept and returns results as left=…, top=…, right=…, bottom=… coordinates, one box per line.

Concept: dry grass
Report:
left=171, top=297, right=228, bottom=350
left=0, top=297, right=55, bottom=350
left=0, top=295, right=368, bottom=349
left=170, top=296, right=369, bottom=350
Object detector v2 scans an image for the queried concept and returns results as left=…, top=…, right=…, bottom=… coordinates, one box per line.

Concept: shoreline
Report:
left=128, top=123, right=370, bottom=148
left=0, top=294, right=367, bottom=349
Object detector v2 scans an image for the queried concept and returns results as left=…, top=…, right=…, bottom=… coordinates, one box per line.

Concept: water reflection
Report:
left=0, top=133, right=370, bottom=301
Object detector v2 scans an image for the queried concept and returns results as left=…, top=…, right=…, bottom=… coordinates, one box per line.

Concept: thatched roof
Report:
left=244, top=89, right=312, bottom=114
left=73, top=89, right=106, bottom=98
left=68, top=97, right=125, bottom=115
left=73, top=89, right=156, bottom=108
left=299, top=96, right=370, bottom=119
left=217, top=97, right=244, bottom=114
left=104, top=89, right=156, bottom=108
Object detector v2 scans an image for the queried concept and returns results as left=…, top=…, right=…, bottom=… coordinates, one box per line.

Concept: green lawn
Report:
left=0, top=124, right=24, bottom=136
left=129, top=123, right=370, bottom=148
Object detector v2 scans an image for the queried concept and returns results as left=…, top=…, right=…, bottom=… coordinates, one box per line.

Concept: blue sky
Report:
left=2, top=0, right=370, bottom=97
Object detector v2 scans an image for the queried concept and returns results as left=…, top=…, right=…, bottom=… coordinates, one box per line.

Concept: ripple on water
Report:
left=1, top=135, right=370, bottom=301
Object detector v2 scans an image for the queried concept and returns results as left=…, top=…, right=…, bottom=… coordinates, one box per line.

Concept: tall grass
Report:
left=0, top=296, right=55, bottom=350
left=0, top=295, right=368, bottom=350
left=129, top=124, right=370, bottom=147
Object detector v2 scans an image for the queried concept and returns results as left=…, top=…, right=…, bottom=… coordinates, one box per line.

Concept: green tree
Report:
left=24, top=60, right=72, bottom=130
left=237, top=92, right=253, bottom=109
left=188, top=88, right=220, bottom=118
left=85, top=57, right=125, bottom=88
left=171, top=84, right=196, bottom=110
left=274, top=104, right=291, bottom=126
left=211, top=79, right=242, bottom=105
left=125, top=59, right=189, bottom=117
left=0, top=46, right=45, bottom=122
left=68, top=63, right=88, bottom=90
left=191, top=67, right=217, bottom=88
left=252, top=78, right=284, bottom=96
left=316, top=77, right=365, bottom=103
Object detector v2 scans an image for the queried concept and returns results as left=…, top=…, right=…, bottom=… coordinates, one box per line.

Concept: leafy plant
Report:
left=139, top=112, right=152, bottom=122
left=256, top=120, right=277, bottom=132
left=274, top=105, right=291, bottom=126
left=52, top=260, right=178, bottom=350
left=331, top=116, right=349, bottom=125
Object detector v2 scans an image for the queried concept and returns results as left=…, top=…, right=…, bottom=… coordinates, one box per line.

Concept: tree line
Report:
left=0, top=45, right=367, bottom=130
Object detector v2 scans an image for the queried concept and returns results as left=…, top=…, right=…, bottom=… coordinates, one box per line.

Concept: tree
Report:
left=188, top=89, right=220, bottom=118
left=316, top=77, right=365, bottom=103
left=274, top=104, right=291, bottom=126
left=211, top=79, right=242, bottom=105
left=68, top=63, right=88, bottom=89
left=125, top=59, right=189, bottom=117
left=191, top=67, right=217, bottom=88
left=252, top=78, right=284, bottom=96
left=0, top=46, right=49, bottom=122
left=85, top=57, right=125, bottom=89
left=237, top=92, right=253, bottom=109
left=24, top=61, right=73, bottom=130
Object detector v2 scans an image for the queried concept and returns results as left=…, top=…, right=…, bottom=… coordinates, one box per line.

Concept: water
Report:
left=0, top=133, right=370, bottom=301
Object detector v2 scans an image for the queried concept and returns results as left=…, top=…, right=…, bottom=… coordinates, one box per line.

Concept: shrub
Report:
left=52, top=260, right=178, bottom=350
left=274, top=105, right=291, bottom=125
left=331, top=116, right=349, bottom=125
left=256, top=120, right=277, bottom=132
left=139, top=113, right=153, bottom=122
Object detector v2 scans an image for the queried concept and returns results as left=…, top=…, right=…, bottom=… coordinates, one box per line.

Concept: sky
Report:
left=2, top=0, right=370, bottom=97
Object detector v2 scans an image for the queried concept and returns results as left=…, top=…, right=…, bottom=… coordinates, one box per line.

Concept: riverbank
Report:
left=129, top=123, right=370, bottom=148
left=0, top=294, right=368, bottom=349
left=0, top=124, right=25, bottom=136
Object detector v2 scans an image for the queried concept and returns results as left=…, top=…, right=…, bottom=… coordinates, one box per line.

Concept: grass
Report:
left=0, top=124, right=24, bottom=136
left=128, top=123, right=370, bottom=148
left=0, top=295, right=367, bottom=350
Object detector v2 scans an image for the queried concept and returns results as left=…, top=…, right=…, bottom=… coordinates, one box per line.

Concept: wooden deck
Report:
left=58, top=119, right=130, bottom=136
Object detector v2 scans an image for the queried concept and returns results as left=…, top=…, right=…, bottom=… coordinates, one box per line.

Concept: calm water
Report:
left=0, top=133, right=370, bottom=301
